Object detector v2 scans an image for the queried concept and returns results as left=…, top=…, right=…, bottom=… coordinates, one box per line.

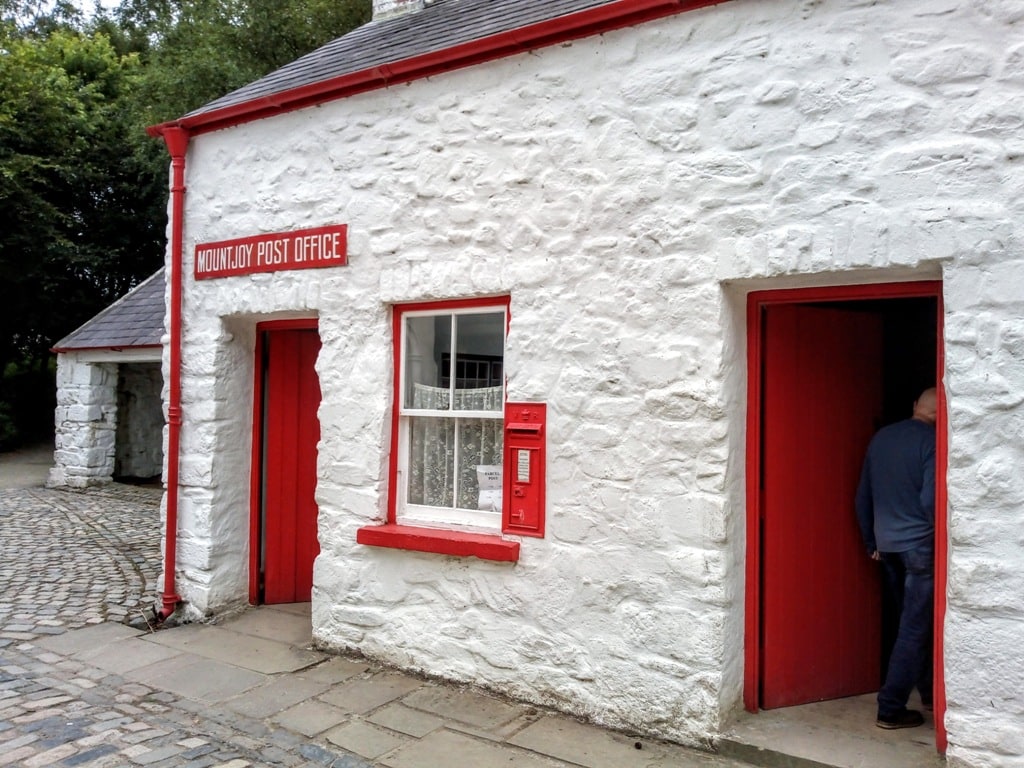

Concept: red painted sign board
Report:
left=194, top=224, right=347, bottom=280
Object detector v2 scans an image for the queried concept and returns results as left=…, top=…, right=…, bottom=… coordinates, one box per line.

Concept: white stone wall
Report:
left=49, top=354, right=118, bottom=488
left=51, top=353, right=165, bottom=488
left=170, top=0, right=1024, bottom=761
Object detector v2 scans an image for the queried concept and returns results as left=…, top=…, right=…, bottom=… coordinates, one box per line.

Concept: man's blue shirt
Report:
left=856, top=418, right=936, bottom=554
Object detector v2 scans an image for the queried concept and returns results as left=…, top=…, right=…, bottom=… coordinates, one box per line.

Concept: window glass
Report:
left=399, top=304, right=506, bottom=522
left=404, top=315, right=450, bottom=410
left=453, top=313, right=504, bottom=411
left=404, top=311, right=504, bottom=411
left=407, top=416, right=455, bottom=508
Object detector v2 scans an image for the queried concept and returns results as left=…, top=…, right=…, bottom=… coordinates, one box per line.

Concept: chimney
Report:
left=373, top=0, right=425, bottom=21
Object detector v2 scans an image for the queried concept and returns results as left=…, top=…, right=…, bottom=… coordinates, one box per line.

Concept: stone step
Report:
left=718, top=695, right=944, bottom=768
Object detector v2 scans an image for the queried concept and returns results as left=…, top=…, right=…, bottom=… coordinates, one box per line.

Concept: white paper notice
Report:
left=517, top=449, right=531, bottom=483
left=477, top=465, right=502, bottom=512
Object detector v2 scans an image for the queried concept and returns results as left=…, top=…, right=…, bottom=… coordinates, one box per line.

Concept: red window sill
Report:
left=356, top=524, right=520, bottom=562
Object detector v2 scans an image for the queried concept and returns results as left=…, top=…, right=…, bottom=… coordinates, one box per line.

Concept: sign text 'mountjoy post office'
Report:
left=194, top=224, right=348, bottom=279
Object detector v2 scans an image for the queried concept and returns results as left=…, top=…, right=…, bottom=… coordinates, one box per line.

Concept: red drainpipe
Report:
left=152, top=124, right=188, bottom=620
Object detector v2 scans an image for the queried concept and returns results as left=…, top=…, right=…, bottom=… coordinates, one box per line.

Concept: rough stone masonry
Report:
left=152, top=1, right=1024, bottom=765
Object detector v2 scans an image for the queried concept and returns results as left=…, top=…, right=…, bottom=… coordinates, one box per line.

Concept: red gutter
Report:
left=150, top=0, right=728, bottom=137
left=152, top=125, right=188, bottom=620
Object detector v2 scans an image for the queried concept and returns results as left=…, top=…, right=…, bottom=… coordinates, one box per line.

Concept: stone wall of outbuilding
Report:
left=49, top=354, right=118, bottom=488
left=167, top=0, right=1024, bottom=762
left=50, top=356, right=164, bottom=488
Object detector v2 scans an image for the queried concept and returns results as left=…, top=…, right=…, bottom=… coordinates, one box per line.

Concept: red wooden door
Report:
left=260, top=328, right=321, bottom=604
left=760, top=304, right=884, bottom=708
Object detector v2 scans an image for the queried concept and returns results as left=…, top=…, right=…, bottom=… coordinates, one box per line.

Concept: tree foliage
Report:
left=118, top=0, right=370, bottom=122
left=0, top=0, right=370, bottom=446
left=0, top=22, right=147, bottom=365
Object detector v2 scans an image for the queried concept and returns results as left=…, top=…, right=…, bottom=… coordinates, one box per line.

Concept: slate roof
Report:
left=53, top=269, right=165, bottom=352
left=189, top=0, right=621, bottom=117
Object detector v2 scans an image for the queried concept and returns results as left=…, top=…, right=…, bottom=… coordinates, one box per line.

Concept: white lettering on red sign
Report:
left=194, top=224, right=347, bottom=279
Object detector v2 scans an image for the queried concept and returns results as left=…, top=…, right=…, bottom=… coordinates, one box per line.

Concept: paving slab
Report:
left=319, top=672, right=425, bottom=714
left=367, top=702, right=446, bottom=738
left=34, top=622, right=143, bottom=656
left=125, top=655, right=267, bottom=703
left=380, top=727, right=564, bottom=768
left=267, top=602, right=312, bottom=616
left=296, top=656, right=372, bottom=685
left=71, top=635, right=184, bottom=674
left=141, top=623, right=326, bottom=673
left=401, top=685, right=528, bottom=731
left=223, top=675, right=331, bottom=719
left=324, top=720, right=412, bottom=759
left=222, top=605, right=313, bottom=646
left=272, top=699, right=350, bottom=737
left=508, top=713, right=722, bottom=768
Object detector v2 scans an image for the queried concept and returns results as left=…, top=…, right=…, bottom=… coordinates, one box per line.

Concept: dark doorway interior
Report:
left=114, top=362, right=164, bottom=483
left=808, top=297, right=937, bottom=427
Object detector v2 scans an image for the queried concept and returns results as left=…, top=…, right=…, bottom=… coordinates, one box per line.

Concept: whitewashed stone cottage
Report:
left=145, top=0, right=1024, bottom=764
left=50, top=270, right=165, bottom=487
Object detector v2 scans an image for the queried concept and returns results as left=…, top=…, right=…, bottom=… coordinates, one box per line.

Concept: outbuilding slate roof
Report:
left=52, top=269, right=165, bottom=352
left=189, top=0, right=630, bottom=117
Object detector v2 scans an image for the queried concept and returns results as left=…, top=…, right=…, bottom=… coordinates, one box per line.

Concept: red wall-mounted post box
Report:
left=502, top=402, right=546, bottom=537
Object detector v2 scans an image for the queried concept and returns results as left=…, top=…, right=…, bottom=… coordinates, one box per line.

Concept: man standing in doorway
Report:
left=856, top=387, right=937, bottom=730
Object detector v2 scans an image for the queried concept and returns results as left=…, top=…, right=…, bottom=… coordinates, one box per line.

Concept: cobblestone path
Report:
left=0, top=486, right=363, bottom=767
left=0, top=486, right=161, bottom=640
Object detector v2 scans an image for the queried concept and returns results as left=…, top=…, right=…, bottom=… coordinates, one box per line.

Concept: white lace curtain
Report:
left=408, top=383, right=503, bottom=510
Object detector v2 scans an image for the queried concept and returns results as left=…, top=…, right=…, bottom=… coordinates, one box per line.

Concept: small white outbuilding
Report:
left=50, top=270, right=165, bottom=487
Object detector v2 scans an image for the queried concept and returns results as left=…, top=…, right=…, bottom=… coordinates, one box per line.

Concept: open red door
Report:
left=760, top=304, right=884, bottom=708
left=257, top=325, right=321, bottom=604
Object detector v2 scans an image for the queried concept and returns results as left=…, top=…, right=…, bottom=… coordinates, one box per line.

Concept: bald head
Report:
left=912, top=387, right=937, bottom=425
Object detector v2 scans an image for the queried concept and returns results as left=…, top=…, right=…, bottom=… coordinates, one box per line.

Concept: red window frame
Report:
left=356, top=296, right=523, bottom=562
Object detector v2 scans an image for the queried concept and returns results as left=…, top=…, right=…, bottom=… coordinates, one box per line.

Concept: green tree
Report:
left=0, top=19, right=151, bottom=444
left=0, top=24, right=151, bottom=357
left=117, top=0, right=370, bottom=122
left=0, top=0, right=370, bottom=447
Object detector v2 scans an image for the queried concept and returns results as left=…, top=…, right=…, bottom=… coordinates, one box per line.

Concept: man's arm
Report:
left=920, top=437, right=936, bottom=524
left=855, top=454, right=877, bottom=555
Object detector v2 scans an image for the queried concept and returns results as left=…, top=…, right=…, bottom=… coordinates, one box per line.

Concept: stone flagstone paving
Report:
left=0, top=484, right=741, bottom=768
left=0, top=486, right=368, bottom=767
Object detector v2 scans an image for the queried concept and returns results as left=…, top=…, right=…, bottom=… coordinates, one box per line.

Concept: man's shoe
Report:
left=876, top=709, right=925, bottom=729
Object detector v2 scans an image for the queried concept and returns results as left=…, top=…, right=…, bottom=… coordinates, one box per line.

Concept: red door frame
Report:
left=249, top=318, right=320, bottom=604
left=744, top=281, right=947, bottom=752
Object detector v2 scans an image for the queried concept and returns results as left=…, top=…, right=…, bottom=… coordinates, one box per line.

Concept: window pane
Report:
left=456, top=418, right=504, bottom=511
left=452, top=312, right=504, bottom=412
left=404, top=315, right=451, bottom=409
left=407, top=416, right=454, bottom=507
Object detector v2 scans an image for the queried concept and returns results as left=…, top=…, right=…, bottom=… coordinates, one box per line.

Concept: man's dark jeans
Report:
left=878, top=545, right=934, bottom=717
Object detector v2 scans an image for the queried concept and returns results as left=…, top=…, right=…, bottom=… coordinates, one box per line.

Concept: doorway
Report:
left=249, top=321, right=322, bottom=605
left=744, top=282, right=946, bottom=749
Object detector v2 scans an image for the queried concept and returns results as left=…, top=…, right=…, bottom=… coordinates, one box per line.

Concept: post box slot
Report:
left=507, top=422, right=542, bottom=433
